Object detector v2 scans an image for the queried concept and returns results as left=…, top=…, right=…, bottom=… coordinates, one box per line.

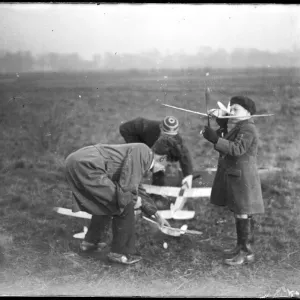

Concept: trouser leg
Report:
left=111, top=202, right=136, bottom=255
left=84, top=215, right=112, bottom=244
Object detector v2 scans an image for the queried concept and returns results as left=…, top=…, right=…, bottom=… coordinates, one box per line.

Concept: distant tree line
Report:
left=0, top=47, right=300, bottom=73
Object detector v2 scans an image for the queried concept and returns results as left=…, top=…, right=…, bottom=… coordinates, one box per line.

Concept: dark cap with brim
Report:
left=230, top=96, right=256, bottom=115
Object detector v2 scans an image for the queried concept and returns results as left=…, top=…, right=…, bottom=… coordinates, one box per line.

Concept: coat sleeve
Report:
left=133, top=185, right=157, bottom=217
left=119, top=147, right=144, bottom=192
left=115, top=147, right=145, bottom=213
left=118, top=146, right=157, bottom=216
left=175, top=135, right=193, bottom=176
left=214, top=126, right=255, bottom=157
left=179, top=143, right=193, bottom=177
left=119, top=118, right=143, bottom=143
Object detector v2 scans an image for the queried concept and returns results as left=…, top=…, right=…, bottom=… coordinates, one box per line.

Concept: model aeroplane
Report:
left=162, top=101, right=274, bottom=119
left=142, top=216, right=202, bottom=237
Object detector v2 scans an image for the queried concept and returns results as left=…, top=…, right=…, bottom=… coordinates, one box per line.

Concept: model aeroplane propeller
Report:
left=205, top=87, right=211, bottom=126
left=217, top=101, right=231, bottom=114
left=162, top=101, right=274, bottom=119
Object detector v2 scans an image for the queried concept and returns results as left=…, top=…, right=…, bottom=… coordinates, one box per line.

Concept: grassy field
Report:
left=0, top=68, right=300, bottom=296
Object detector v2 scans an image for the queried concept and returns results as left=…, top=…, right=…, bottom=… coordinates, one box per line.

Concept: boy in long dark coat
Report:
left=119, top=116, right=194, bottom=200
left=202, top=96, right=264, bottom=266
left=65, top=135, right=181, bottom=265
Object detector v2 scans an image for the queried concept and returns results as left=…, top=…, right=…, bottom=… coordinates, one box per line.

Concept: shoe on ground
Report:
left=224, top=250, right=255, bottom=266
left=80, top=241, right=108, bottom=252
left=223, top=244, right=242, bottom=257
left=107, top=252, right=142, bottom=265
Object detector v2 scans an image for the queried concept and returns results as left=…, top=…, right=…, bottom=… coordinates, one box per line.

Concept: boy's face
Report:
left=229, top=104, right=251, bottom=123
left=152, top=155, right=168, bottom=173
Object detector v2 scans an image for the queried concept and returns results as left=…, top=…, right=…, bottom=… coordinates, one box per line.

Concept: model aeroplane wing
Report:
left=217, top=114, right=274, bottom=118
left=142, top=184, right=211, bottom=198
left=162, top=103, right=274, bottom=118
left=162, top=103, right=208, bottom=116
left=53, top=207, right=92, bottom=219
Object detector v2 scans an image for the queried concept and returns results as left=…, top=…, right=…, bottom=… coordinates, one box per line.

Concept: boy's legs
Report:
left=81, top=215, right=111, bottom=251
left=84, top=215, right=112, bottom=244
left=108, top=201, right=142, bottom=264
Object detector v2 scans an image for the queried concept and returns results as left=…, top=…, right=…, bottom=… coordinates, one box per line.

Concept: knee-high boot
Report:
left=224, top=216, right=255, bottom=257
left=249, top=216, right=255, bottom=244
left=224, top=218, right=255, bottom=266
left=223, top=218, right=242, bottom=257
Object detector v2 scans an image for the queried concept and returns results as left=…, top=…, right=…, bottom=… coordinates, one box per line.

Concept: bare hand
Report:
left=155, top=212, right=170, bottom=227
left=181, top=175, right=193, bottom=189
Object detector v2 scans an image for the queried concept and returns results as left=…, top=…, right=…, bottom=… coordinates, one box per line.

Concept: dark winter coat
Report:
left=210, top=119, right=264, bottom=215
left=65, top=143, right=157, bottom=217
left=119, top=117, right=193, bottom=177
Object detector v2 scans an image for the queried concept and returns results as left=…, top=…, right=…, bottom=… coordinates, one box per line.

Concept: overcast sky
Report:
left=1, top=3, right=300, bottom=59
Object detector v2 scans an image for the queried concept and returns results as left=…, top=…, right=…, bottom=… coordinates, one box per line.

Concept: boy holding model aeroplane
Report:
left=202, top=96, right=265, bottom=266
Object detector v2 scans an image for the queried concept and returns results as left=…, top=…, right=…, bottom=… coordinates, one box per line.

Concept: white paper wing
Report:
left=158, top=210, right=195, bottom=220
left=217, top=101, right=230, bottom=114
left=73, top=226, right=88, bottom=239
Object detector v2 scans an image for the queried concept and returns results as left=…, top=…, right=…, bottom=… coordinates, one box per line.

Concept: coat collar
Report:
left=225, top=118, right=254, bottom=139
left=231, top=118, right=254, bottom=129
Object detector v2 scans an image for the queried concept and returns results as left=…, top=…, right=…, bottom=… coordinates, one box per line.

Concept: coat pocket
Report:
left=226, top=168, right=241, bottom=177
